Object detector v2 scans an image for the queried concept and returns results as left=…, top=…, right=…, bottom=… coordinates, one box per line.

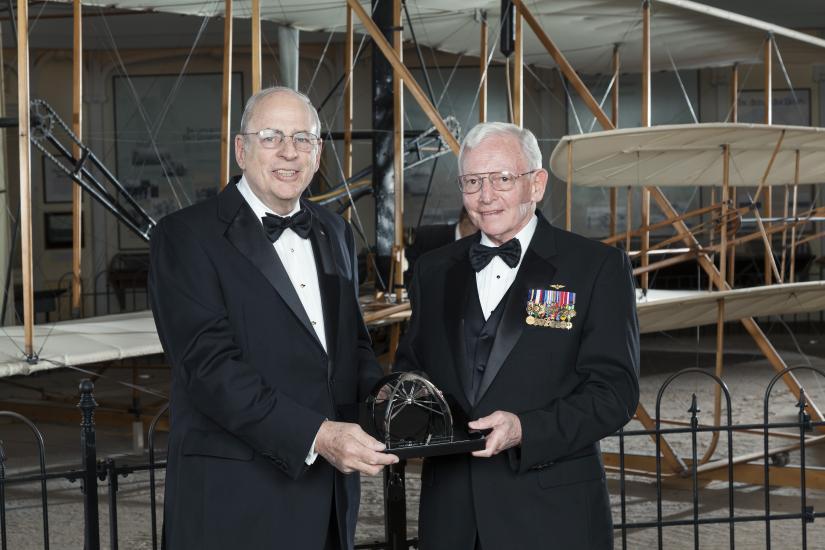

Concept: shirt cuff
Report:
left=305, top=429, right=321, bottom=465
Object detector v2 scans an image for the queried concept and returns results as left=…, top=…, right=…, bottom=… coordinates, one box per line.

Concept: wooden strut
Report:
left=479, top=12, right=487, bottom=123
left=219, top=0, right=233, bottom=189
left=251, top=0, right=261, bottom=94
left=603, top=440, right=825, bottom=490
left=609, top=45, right=619, bottom=242
left=630, top=206, right=825, bottom=276
left=343, top=4, right=354, bottom=221
left=18, top=0, right=34, bottom=358
left=512, top=2, right=523, bottom=128
left=728, top=64, right=738, bottom=286
left=699, top=145, right=730, bottom=465
left=763, top=35, right=773, bottom=285
left=388, top=0, right=404, bottom=364
left=347, top=0, right=459, bottom=154
left=640, top=0, right=651, bottom=292
left=789, top=151, right=800, bottom=282
left=516, top=0, right=825, bottom=474
left=71, top=0, right=82, bottom=318
left=565, top=142, right=572, bottom=231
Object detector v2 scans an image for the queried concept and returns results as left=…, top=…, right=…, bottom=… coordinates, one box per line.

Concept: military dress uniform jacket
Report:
left=395, top=213, right=640, bottom=550
left=149, top=182, right=382, bottom=550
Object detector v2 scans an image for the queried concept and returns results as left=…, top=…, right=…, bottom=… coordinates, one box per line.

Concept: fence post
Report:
left=105, top=458, right=119, bottom=550
left=0, top=440, right=6, bottom=550
left=79, top=379, right=100, bottom=550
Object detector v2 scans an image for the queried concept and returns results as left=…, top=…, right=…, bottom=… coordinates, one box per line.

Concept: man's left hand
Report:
left=468, top=410, right=522, bottom=457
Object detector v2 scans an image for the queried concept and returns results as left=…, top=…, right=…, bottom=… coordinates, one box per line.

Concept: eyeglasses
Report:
left=457, top=170, right=537, bottom=194
left=240, top=128, right=321, bottom=152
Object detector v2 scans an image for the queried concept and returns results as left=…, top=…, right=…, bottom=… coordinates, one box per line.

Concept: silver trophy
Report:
left=365, top=372, right=486, bottom=459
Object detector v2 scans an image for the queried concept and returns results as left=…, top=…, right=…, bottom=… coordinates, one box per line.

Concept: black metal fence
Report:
left=1, top=367, right=823, bottom=549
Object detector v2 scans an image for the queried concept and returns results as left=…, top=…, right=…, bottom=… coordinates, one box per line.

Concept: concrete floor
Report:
left=2, top=325, right=825, bottom=549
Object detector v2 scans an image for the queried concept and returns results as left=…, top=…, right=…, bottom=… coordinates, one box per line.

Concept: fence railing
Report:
left=1, top=367, right=823, bottom=549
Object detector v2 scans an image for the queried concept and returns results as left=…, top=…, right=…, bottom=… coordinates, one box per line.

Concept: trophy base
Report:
left=381, top=428, right=487, bottom=459
left=353, top=394, right=489, bottom=459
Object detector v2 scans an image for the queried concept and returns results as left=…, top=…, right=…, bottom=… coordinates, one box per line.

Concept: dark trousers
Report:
left=323, top=501, right=341, bottom=550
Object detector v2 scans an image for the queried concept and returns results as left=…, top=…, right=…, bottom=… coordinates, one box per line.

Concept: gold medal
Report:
left=526, top=316, right=535, bottom=325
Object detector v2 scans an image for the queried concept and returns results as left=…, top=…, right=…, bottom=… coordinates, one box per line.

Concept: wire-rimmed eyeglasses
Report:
left=240, top=128, right=321, bottom=152
left=457, top=170, right=537, bottom=194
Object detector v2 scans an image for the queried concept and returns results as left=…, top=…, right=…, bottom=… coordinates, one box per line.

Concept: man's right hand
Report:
left=315, top=420, right=399, bottom=475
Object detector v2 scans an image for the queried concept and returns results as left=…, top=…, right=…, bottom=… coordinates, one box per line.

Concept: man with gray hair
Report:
left=396, top=121, right=640, bottom=549
left=150, top=86, right=397, bottom=550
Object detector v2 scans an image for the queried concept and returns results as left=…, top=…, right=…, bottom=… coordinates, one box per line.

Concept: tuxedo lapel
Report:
left=476, top=216, right=558, bottom=403
left=220, top=186, right=325, bottom=354
left=442, top=238, right=478, bottom=411
left=308, top=208, right=340, bottom=365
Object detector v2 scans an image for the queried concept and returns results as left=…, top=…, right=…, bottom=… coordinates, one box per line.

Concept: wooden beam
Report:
left=635, top=404, right=687, bottom=474
left=347, top=0, right=458, bottom=154
left=728, top=65, right=738, bottom=285
left=219, top=0, right=233, bottom=189
left=789, top=151, right=800, bottom=282
left=251, top=0, right=261, bottom=94
left=479, top=12, right=487, bottom=123
left=343, top=4, right=354, bottom=220
left=640, top=0, right=651, bottom=291
left=603, top=452, right=825, bottom=490
left=764, top=36, right=773, bottom=285
left=392, top=0, right=404, bottom=294
left=719, top=145, right=729, bottom=291
left=700, top=148, right=730, bottom=464
left=515, top=0, right=613, bottom=131
left=513, top=3, right=523, bottom=127
left=609, top=45, right=619, bottom=242
left=71, top=0, right=82, bottom=318
left=730, top=63, right=739, bottom=122
left=565, top=142, right=572, bottom=230
left=17, top=0, right=33, bottom=358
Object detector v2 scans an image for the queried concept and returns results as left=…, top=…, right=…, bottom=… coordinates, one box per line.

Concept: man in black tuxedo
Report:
left=149, top=86, right=397, bottom=550
left=396, top=122, right=640, bottom=549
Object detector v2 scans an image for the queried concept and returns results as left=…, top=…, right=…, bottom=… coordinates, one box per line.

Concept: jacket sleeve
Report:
left=149, top=216, right=325, bottom=480
left=514, top=249, right=640, bottom=473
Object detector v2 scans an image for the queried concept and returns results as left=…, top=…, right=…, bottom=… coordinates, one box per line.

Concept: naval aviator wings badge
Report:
left=525, top=288, right=577, bottom=329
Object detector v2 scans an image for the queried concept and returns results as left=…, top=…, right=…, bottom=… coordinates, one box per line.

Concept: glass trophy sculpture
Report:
left=364, top=372, right=487, bottom=459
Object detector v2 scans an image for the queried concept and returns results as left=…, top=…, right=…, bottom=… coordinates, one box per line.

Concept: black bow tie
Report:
left=469, top=238, right=522, bottom=272
left=262, top=209, right=313, bottom=242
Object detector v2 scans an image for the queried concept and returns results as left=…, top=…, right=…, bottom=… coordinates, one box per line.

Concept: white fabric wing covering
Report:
left=636, top=282, right=825, bottom=333
left=549, top=123, right=825, bottom=187
left=0, top=311, right=161, bottom=378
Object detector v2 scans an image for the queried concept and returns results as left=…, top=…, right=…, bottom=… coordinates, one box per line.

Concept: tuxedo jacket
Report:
left=395, top=213, right=640, bottom=550
left=149, top=182, right=382, bottom=550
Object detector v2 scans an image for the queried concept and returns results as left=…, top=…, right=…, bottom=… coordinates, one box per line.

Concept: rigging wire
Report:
left=96, top=6, right=199, bottom=208
left=665, top=47, right=698, bottom=124
left=308, top=12, right=389, bottom=290
left=771, top=35, right=808, bottom=125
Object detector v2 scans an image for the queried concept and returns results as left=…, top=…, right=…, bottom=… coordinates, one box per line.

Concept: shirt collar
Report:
left=236, top=175, right=301, bottom=222
left=479, top=213, right=538, bottom=264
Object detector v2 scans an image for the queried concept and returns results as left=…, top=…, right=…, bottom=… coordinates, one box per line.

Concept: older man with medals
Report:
left=395, top=121, right=640, bottom=549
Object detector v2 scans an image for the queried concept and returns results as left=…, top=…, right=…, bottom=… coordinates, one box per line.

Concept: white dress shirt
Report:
left=475, top=214, right=538, bottom=321
left=237, top=177, right=325, bottom=465
left=237, top=177, right=327, bottom=351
